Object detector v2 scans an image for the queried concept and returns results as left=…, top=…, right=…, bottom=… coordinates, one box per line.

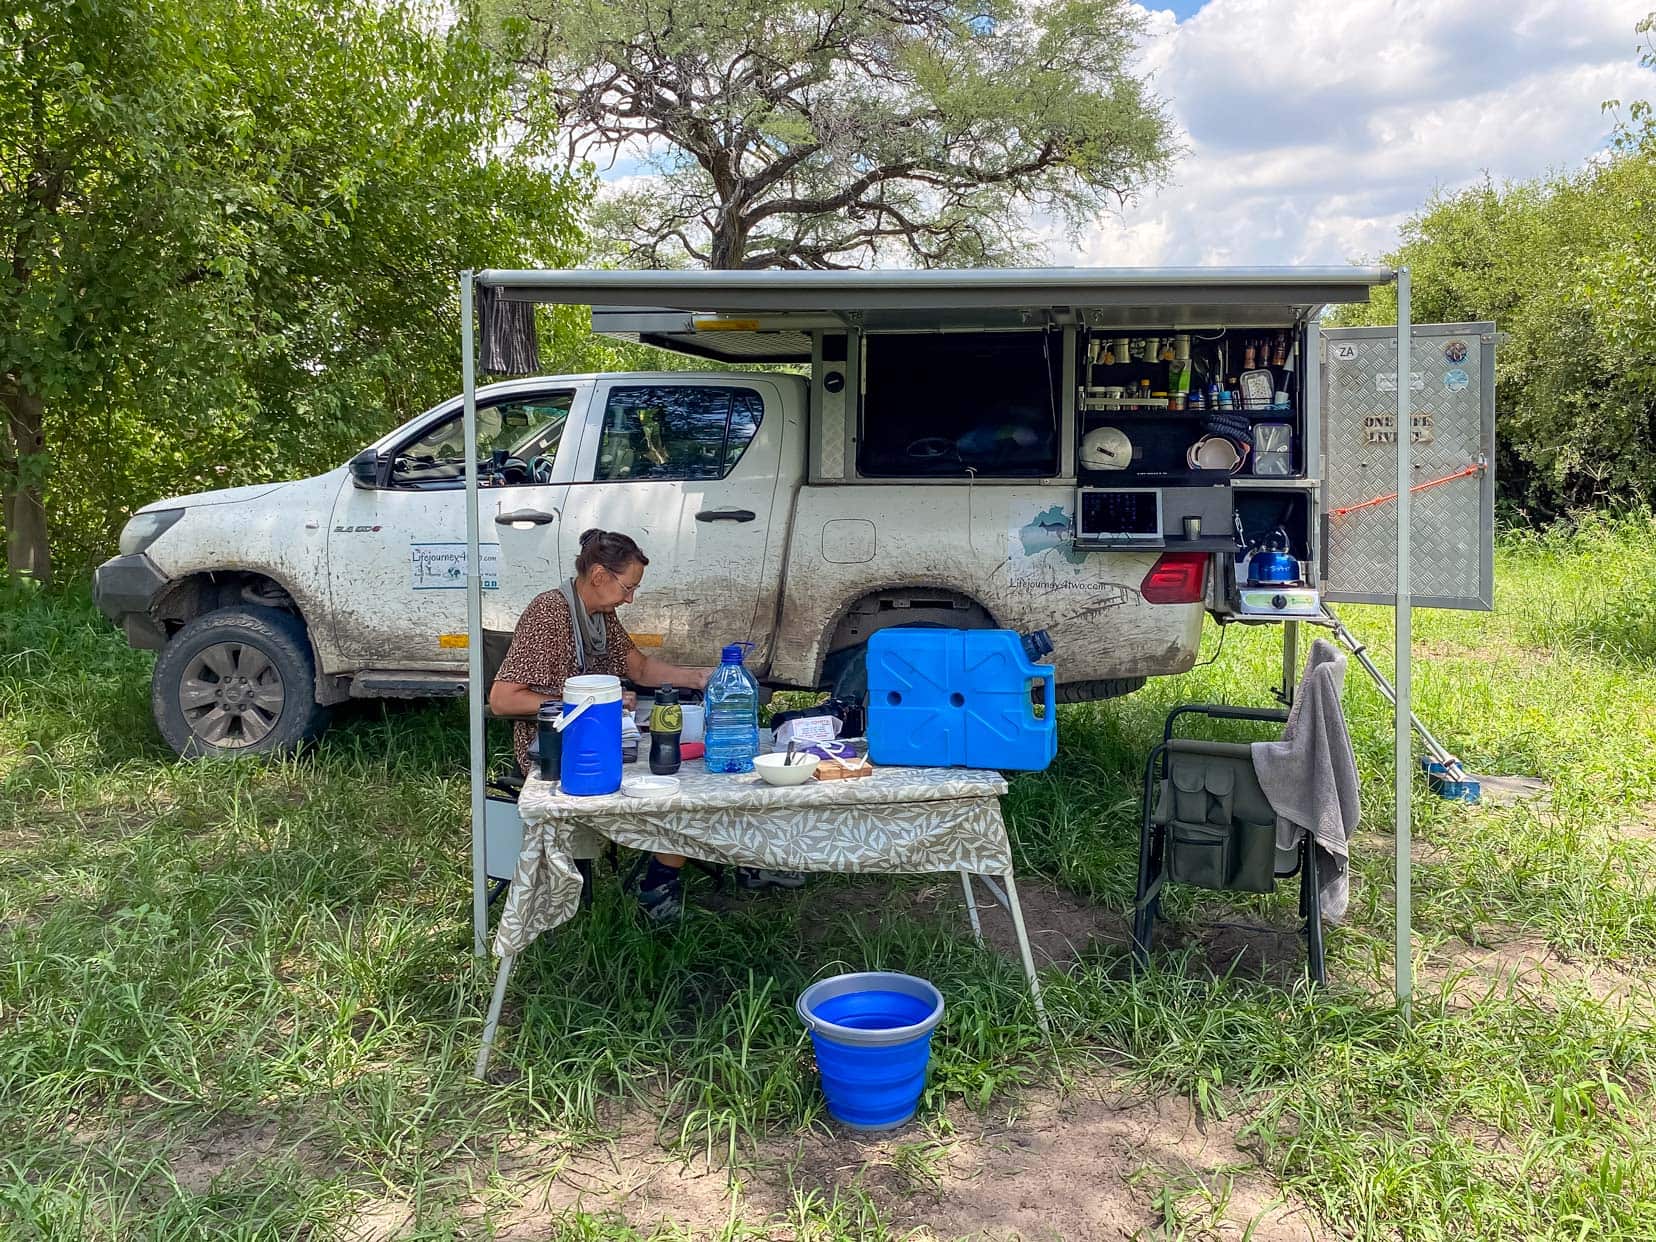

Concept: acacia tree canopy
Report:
left=487, top=0, right=1178, bottom=269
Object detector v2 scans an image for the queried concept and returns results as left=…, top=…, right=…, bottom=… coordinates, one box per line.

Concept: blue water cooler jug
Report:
left=866, top=629, right=1057, bottom=771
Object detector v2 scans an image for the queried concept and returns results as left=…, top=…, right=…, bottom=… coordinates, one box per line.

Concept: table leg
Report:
left=960, top=873, right=984, bottom=944
left=1000, top=872, right=1049, bottom=1032
left=474, top=952, right=518, bottom=1080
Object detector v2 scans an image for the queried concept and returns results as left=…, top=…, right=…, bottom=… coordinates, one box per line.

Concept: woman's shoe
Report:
left=637, top=877, right=685, bottom=925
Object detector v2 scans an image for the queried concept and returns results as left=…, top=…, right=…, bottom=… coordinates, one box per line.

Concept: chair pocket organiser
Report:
left=1171, top=763, right=1236, bottom=827
left=1166, top=822, right=1233, bottom=891
left=1229, top=820, right=1278, bottom=893
left=1166, top=819, right=1278, bottom=893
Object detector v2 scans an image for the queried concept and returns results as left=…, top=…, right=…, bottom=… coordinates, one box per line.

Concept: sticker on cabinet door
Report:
left=411, top=542, right=499, bottom=590
left=1362, top=412, right=1435, bottom=445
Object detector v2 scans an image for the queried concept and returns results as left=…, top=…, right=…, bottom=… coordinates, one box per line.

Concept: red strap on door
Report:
left=1330, top=463, right=1484, bottom=518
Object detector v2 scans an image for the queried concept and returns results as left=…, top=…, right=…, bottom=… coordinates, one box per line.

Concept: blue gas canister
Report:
left=865, top=629, right=1056, bottom=771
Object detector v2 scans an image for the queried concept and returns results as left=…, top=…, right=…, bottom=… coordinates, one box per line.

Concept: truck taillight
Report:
left=1140, top=553, right=1208, bottom=605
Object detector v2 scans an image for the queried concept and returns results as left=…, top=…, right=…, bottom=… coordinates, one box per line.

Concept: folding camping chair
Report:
left=1132, top=703, right=1327, bottom=984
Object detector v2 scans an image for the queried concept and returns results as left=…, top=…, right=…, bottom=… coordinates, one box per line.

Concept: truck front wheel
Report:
left=152, top=606, right=331, bottom=757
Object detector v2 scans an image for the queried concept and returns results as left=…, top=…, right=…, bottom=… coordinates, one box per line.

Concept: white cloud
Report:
left=590, top=0, right=1654, bottom=267
left=1052, top=0, right=1656, bottom=265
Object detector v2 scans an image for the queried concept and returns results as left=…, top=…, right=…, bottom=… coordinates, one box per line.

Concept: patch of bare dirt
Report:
left=478, top=1078, right=1322, bottom=1241
left=340, top=1198, right=416, bottom=1241
left=1423, top=932, right=1655, bottom=1013
left=167, top=1116, right=317, bottom=1195
left=1618, top=803, right=1656, bottom=843
left=1190, top=920, right=1318, bottom=989
left=791, top=877, right=1130, bottom=970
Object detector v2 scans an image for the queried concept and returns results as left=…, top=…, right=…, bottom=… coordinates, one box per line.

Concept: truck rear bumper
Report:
left=92, top=554, right=170, bottom=649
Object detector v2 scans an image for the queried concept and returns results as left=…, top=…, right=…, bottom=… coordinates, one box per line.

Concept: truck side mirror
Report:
left=348, top=449, right=385, bottom=489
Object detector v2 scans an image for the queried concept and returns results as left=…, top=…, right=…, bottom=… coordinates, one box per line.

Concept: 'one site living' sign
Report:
left=1363, top=411, right=1436, bottom=445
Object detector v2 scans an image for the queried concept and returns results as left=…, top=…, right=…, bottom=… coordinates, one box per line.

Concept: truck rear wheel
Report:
left=152, top=606, right=331, bottom=757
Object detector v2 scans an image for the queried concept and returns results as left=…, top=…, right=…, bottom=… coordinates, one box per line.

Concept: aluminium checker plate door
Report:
left=1318, top=323, right=1496, bottom=610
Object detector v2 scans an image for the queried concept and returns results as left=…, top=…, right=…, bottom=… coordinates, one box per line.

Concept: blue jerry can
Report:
left=865, top=629, right=1057, bottom=771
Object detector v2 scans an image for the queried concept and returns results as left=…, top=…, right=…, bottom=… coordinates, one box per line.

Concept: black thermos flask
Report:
left=536, top=699, right=563, bottom=783
left=648, top=685, right=682, bottom=776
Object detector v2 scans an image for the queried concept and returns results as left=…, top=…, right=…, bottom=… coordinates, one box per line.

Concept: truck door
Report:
left=1318, top=323, right=1496, bottom=610
left=326, top=384, right=589, bottom=665
left=557, top=377, right=788, bottom=668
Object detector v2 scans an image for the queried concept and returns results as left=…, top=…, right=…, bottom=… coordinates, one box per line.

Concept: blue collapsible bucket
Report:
left=796, top=972, right=944, bottom=1131
left=559, top=674, right=623, bottom=796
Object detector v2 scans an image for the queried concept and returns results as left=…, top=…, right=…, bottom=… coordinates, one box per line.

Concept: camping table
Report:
left=475, top=762, right=1046, bottom=1077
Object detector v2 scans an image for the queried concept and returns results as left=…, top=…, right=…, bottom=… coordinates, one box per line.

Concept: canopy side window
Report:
left=857, top=331, right=1061, bottom=479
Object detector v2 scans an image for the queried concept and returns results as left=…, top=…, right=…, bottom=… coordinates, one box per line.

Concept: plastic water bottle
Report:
left=704, top=643, right=759, bottom=773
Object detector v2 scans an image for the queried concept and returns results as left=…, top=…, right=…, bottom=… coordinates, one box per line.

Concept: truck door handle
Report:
left=494, top=508, right=558, bottom=526
left=696, top=509, right=756, bottom=523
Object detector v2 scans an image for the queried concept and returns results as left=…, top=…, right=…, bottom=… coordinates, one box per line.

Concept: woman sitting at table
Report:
left=490, top=528, right=799, bottom=925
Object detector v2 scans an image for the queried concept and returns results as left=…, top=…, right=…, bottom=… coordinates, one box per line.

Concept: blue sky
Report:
left=1052, top=0, right=1656, bottom=265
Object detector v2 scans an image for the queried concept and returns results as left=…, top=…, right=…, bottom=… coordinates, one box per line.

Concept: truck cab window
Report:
left=389, top=394, right=574, bottom=488
left=858, top=332, right=1060, bottom=478
left=593, top=385, right=764, bottom=481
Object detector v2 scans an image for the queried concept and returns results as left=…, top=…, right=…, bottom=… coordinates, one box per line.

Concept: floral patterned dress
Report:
left=495, top=589, right=636, bottom=774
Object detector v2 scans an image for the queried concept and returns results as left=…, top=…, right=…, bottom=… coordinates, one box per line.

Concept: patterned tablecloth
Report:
left=495, top=762, right=1011, bottom=957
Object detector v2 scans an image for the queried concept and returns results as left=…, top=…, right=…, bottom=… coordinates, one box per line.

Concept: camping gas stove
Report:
left=1235, top=583, right=1322, bottom=618
left=1233, top=548, right=1322, bottom=619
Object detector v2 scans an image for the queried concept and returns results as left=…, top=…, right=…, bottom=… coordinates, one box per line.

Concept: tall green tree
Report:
left=2, top=0, right=586, bottom=583
left=485, top=0, right=1176, bottom=270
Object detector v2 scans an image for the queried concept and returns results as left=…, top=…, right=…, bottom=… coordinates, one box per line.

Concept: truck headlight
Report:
left=119, top=509, right=184, bottom=556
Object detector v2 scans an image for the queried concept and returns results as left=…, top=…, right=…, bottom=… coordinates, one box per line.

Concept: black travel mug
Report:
left=536, top=699, right=563, bottom=783
left=648, top=685, right=682, bottom=776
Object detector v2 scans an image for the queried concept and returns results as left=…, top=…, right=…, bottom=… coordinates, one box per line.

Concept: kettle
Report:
left=1245, top=527, right=1301, bottom=587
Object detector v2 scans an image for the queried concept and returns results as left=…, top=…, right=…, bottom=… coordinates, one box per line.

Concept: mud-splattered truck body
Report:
left=100, top=267, right=1477, bottom=756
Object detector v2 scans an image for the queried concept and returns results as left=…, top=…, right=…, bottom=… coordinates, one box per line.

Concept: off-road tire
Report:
left=1055, top=677, right=1145, bottom=704
left=152, top=606, right=331, bottom=758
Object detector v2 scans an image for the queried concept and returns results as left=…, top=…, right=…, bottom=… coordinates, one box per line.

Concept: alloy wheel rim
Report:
left=179, top=641, right=285, bottom=747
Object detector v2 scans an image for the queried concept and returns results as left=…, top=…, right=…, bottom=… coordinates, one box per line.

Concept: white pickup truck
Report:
left=94, top=268, right=1493, bottom=756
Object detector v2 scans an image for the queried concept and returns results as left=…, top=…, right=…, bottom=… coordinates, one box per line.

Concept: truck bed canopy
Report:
left=477, top=266, right=1395, bottom=363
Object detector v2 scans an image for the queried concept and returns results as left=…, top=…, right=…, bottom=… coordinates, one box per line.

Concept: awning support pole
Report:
left=1394, top=267, right=1413, bottom=1014
left=463, top=271, right=488, bottom=958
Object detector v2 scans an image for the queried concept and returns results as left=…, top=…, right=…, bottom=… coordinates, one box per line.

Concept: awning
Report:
left=477, top=266, right=1396, bottom=362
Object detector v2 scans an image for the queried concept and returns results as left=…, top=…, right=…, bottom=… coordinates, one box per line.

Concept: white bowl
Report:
left=754, top=752, right=822, bottom=786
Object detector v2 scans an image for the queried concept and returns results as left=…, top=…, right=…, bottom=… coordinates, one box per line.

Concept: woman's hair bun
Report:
left=575, top=529, right=649, bottom=577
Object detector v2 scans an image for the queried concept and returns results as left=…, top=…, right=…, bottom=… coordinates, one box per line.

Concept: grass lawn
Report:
left=4, top=513, right=1656, bottom=1240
